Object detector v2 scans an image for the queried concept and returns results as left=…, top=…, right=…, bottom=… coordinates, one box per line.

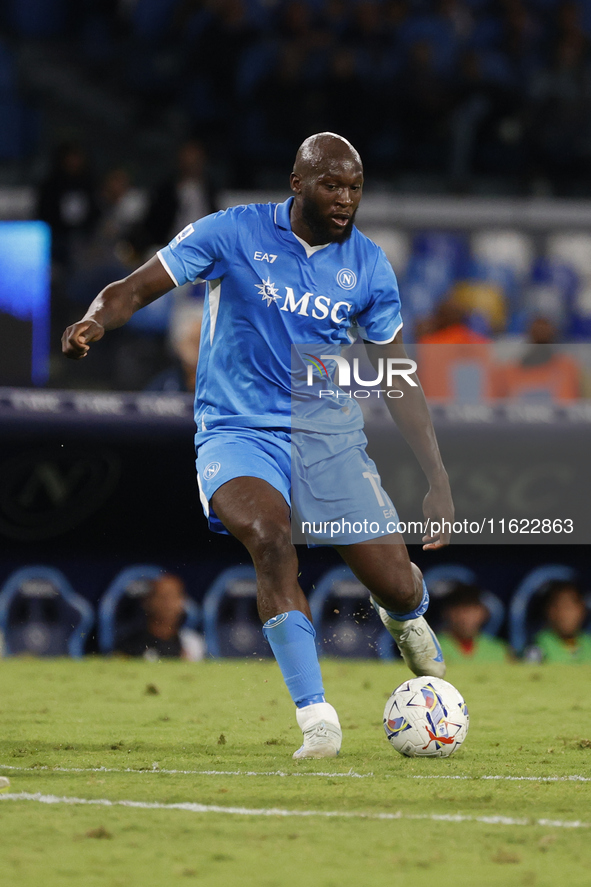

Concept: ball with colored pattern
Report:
left=383, top=676, right=469, bottom=757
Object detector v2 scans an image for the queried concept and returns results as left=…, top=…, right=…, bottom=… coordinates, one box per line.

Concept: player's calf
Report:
left=263, top=610, right=342, bottom=758
left=370, top=568, right=446, bottom=678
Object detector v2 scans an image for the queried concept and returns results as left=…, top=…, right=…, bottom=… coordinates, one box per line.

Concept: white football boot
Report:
left=292, top=702, right=342, bottom=760
left=373, top=601, right=446, bottom=679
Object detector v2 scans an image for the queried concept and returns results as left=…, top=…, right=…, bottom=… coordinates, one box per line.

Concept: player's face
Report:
left=547, top=589, right=586, bottom=639
left=297, top=164, right=363, bottom=243
left=446, top=603, right=488, bottom=641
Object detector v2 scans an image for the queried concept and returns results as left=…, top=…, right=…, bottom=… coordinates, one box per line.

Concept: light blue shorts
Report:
left=195, top=426, right=399, bottom=545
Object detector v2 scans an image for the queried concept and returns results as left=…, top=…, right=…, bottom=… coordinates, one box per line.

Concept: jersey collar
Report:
left=274, top=197, right=294, bottom=231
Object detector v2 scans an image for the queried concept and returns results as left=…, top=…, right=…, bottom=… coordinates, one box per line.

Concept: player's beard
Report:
left=301, top=195, right=357, bottom=244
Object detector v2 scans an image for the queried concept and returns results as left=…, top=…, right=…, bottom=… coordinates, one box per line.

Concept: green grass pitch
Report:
left=1, top=658, right=590, bottom=887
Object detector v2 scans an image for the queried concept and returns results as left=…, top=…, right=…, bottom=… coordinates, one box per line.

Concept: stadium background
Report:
left=0, top=0, right=590, bottom=656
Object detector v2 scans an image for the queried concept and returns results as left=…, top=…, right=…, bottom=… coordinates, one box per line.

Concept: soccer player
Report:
left=62, top=133, right=454, bottom=759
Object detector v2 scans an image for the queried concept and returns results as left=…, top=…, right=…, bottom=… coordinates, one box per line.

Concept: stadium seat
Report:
left=362, top=228, right=410, bottom=277
left=547, top=233, right=591, bottom=283
left=509, top=565, right=578, bottom=655
left=518, top=258, right=578, bottom=334
left=0, top=566, right=93, bottom=658
left=423, top=564, right=505, bottom=637
left=308, top=566, right=394, bottom=659
left=98, top=565, right=200, bottom=654
left=202, top=566, right=270, bottom=658
left=471, top=230, right=534, bottom=280
left=403, top=231, right=469, bottom=320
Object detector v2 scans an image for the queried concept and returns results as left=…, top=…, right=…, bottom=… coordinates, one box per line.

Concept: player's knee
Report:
left=374, top=565, right=423, bottom=614
left=247, top=520, right=294, bottom=566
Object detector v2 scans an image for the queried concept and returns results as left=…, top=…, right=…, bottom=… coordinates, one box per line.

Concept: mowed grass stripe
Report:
left=2, top=791, right=590, bottom=829
left=2, top=763, right=590, bottom=782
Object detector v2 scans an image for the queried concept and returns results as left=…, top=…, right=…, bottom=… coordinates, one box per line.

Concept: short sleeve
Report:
left=157, top=209, right=237, bottom=287
left=356, top=246, right=403, bottom=344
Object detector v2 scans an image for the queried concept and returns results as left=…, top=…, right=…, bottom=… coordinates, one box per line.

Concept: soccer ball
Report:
left=383, top=676, right=469, bottom=758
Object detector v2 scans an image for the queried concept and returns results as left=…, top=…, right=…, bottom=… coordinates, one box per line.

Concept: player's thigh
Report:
left=196, top=427, right=291, bottom=541
left=212, top=475, right=291, bottom=545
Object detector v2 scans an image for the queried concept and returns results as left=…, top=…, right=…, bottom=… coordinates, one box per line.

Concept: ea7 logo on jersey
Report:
left=254, top=251, right=278, bottom=263
left=172, top=223, right=194, bottom=247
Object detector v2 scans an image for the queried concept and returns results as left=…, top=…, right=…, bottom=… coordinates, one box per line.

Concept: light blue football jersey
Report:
left=157, top=197, right=403, bottom=432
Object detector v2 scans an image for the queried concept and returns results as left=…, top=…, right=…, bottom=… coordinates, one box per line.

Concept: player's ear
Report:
left=290, top=172, right=301, bottom=194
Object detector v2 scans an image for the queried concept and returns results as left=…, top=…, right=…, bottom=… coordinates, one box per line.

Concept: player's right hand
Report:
left=61, top=319, right=105, bottom=359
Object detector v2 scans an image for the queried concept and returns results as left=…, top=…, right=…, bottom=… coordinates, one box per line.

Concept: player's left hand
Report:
left=421, top=476, right=454, bottom=550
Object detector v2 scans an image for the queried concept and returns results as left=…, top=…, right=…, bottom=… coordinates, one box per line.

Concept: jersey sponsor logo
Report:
left=203, top=461, right=221, bottom=480
left=254, top=251, right=278, bottom=263
left=172, top=223, right=194, bottom=247
left=254, top=280, right=353, bottom=322
left=336, top=268, right=357, bottom=290
left=280, top=287, right=352, bottom=322
left=256, top=278, right=281, bottom=306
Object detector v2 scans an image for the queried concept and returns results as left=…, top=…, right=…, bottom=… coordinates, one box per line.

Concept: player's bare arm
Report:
left=61, top=255, right=174, bottom=359
left=365, top=330, right=454, bottom=550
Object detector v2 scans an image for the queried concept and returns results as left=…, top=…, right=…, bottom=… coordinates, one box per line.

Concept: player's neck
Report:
left=289, top=202, right=325, bottom=247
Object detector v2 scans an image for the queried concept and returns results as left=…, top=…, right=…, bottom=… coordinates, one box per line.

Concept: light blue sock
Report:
left=382, top=580, right=430, bottom=622
left=262, top=611, right=325, bottom=708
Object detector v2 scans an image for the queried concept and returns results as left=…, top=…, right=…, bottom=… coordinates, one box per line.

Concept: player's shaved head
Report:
left=290, top=133, right=363, bottom=245
left=293, top=132, right=362, bottom=179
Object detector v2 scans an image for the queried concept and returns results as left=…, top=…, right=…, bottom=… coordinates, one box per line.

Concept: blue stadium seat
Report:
left=466, top=258, right=519, bottom=306
left=98, top=564, right=200, bottom=654
left=521, top=258, right=578, bottom=334
left=202, top=566, right=269, bottom=658
left=0, top=566, right=93, bottom=657
left=424, top=564, right=505, bottom=637
left=509, top=565, right=578, bottom=655
left=309, top=566, right=394, bottom=659
left=403, top=231, right=469, bottom=319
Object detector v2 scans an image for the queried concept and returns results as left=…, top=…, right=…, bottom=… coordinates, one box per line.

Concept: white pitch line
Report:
left=1, top=764, right=590, bottom=783
left=0, top=792, right=589, bottom=829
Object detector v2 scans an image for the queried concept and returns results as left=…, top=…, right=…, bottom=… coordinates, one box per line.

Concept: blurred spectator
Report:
left=94, top=166, right=146, bottom=250
left=450, top=48, right=524, bottom=182
left=397, top=40, right=455, bottom=172
left=417, top=298, right=492, bottom=344
left=525, top=580, right=591, bottom=663
left=145, top=299, right=203, bottom=392
left=437, top=583, right=508, bottom=664
left=36, top=141, right=98, bottom=266
left=492, top=316, right=584, bottom=401
left=416, top=299, right=494, bottom=401
left=144, top=139, right=218, bottom=247
left=528, top=35, right=591, bottom=189
left=117, top=573, right=205, bottom=661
